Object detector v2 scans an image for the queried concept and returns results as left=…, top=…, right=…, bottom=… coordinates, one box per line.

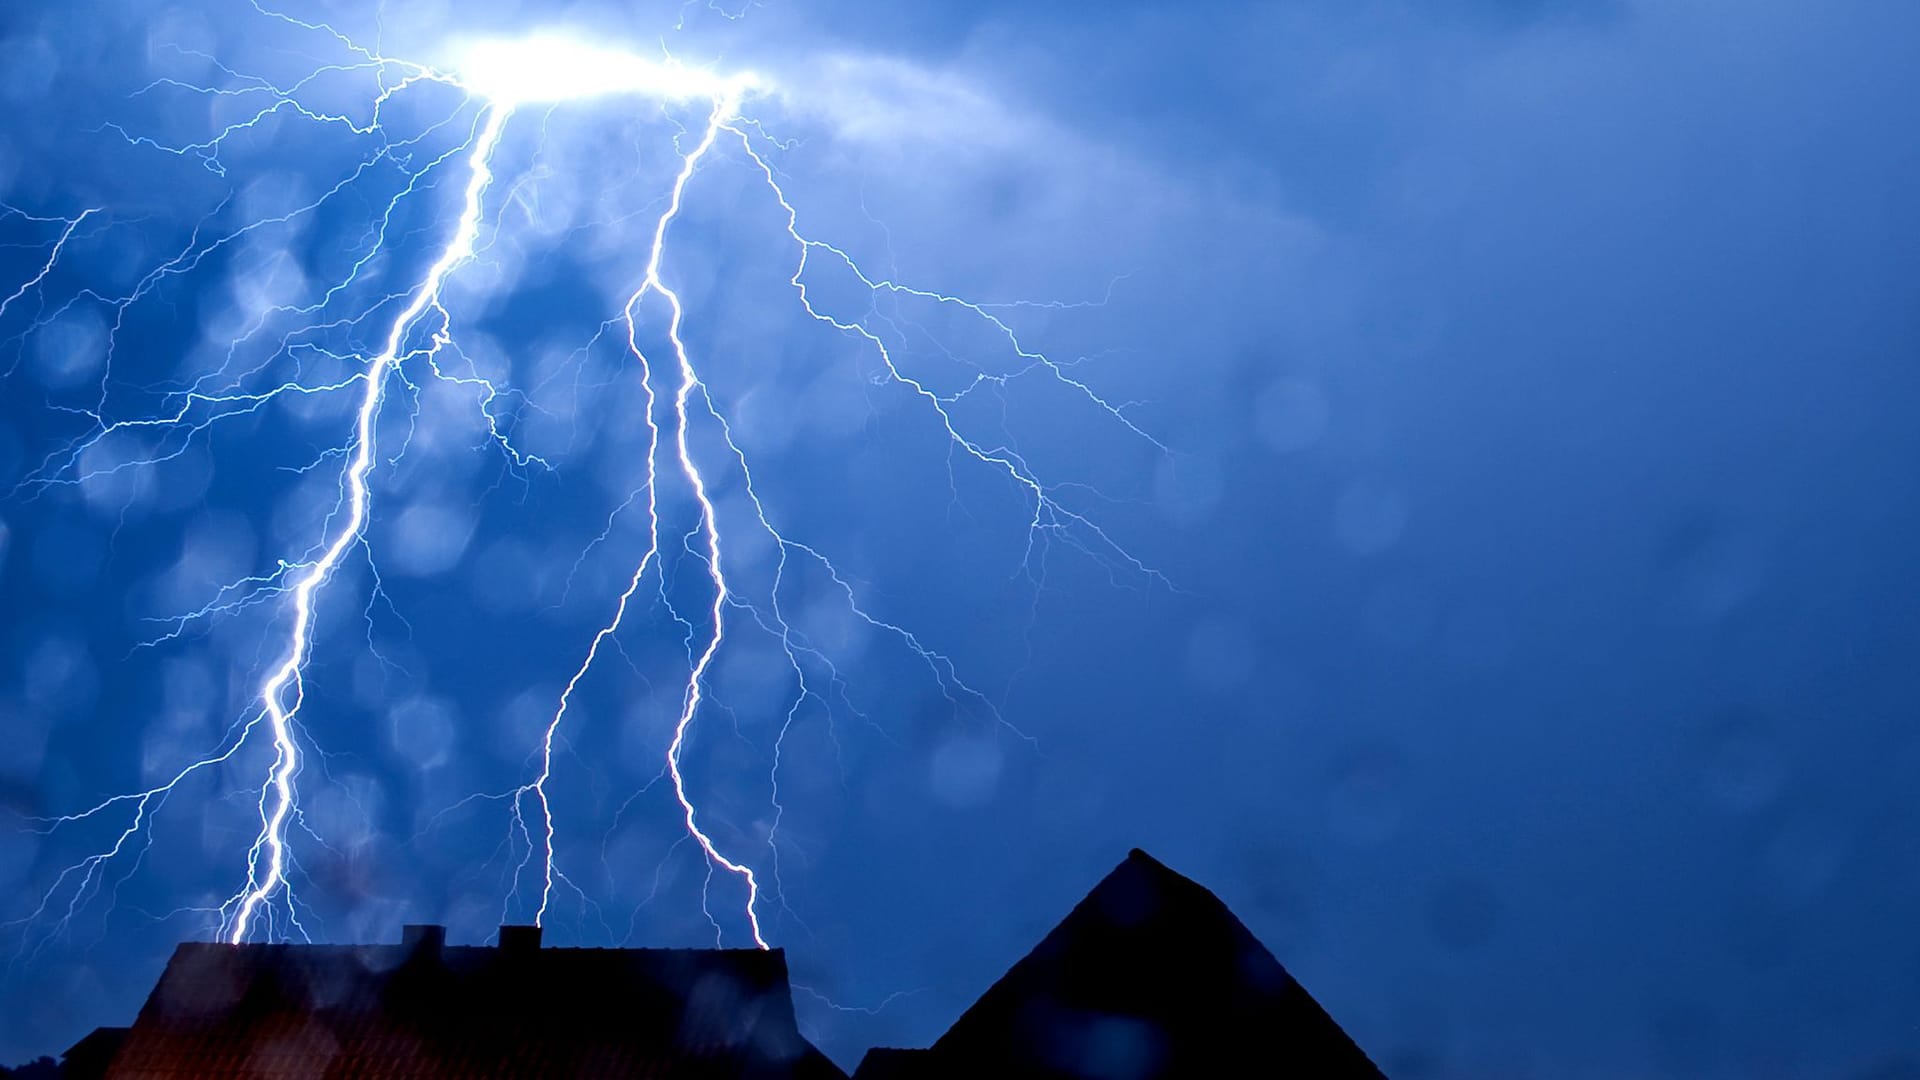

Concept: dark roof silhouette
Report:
left=854, top=849, right=1384, bottom=1079
left=101, top=924, right=844, bottom=1079
left=62, top=1026, right=128, bottom=1080
left=843, top=1047, right=924, bottom=1080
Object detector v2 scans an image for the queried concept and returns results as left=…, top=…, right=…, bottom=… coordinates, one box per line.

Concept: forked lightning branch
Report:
left=9, top=6, right=1160, bottom=956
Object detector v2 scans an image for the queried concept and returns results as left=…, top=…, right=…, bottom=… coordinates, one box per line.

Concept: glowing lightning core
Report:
left=453, top=35, right=759, bottom=105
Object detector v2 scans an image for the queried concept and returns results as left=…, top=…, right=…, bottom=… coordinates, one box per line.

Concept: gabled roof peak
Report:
left=895, top=846, right=1383, bottom=1077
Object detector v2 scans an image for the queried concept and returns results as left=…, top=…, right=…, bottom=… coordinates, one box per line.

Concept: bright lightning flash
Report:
left=454, top=35, right=760, bottom=106
left=8, top=7, right=1161, bottom=962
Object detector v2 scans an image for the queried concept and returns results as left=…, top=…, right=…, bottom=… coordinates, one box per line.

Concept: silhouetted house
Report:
left=93, top=923, right=844, bottom=1078
left=63, top=849, right=1379, bottom=1077
left=853, top=849, right=1384, bottom=1079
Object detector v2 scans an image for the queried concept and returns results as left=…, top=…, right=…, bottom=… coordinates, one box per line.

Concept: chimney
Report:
left=401, top=924, right=446, bottom=955
left=498, top=924, right=542, bottom=955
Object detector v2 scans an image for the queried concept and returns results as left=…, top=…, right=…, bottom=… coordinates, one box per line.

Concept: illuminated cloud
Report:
left=452, top=34, right=761, bottom=105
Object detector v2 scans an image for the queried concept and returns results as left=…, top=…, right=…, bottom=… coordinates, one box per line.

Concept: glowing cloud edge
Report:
left=450, top=34, right=763, bottom=106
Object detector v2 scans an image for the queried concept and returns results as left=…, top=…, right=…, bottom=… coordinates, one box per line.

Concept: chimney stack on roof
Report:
left=400, top=924, right=446, bottom=955
left=498, top=924, right=543, bottom=954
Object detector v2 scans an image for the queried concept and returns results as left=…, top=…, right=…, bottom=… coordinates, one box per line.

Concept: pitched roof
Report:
left=855, top=849, right=1382, bottom=1078
left=105, top=929, right=845, bottom=1079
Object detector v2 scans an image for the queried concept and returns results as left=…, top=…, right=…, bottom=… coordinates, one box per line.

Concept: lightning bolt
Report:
left=226, top=104, right=514, bottom=943
left=9, top=3, right=1163, bottom=962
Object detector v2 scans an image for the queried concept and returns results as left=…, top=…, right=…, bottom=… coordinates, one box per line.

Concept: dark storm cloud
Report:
left=714, top=3, right=1920, bottom=1074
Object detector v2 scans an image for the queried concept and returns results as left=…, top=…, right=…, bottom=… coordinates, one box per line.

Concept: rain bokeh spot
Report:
left=29, top=308, right=106, bottom=392
left=1326, top=749, right=1405, bottom=847
left=386, top=502, right=476, bottom=577
left=1424, top=876, right=1501, bottom=950
left=22, top=635, right=98, bottom=716
left=1183, top=616, right=1257, bottom=694
left=468, top=538, right=544, bottom=613
left=1254, top=377, right=1330, bottom=453
left=1333, top=481, right=1407, bottom=555
left=1759, top=814, right=1848, bottom=909
left=388, top=696, right=458, bottom=769
left=0, top=35, right=58, bottom=103
left=1692, top=708, right=1785, bottom=815
left=928, top=734, right=1002, bottom=808
left=1056, top=1014, right=1165, bottom=1080
left=1153, top=455, right=1224, bottom=529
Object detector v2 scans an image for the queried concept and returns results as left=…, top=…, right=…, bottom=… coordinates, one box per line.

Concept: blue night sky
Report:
left=3, top=1, right=1919, bottom=1075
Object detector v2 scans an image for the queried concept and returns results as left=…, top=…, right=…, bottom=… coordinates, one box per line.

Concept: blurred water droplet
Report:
left=468, top=538, right=548, bottom=614
left=0, top=698, right=50, bottom=794
left=1654, top=512, right=1766, bottom=623
left=1154, top=456, right=1223, bottom=528
left=1760, top=814, right=1848, bottom=908
left=1236, top=840, right=1316, bottom=949
left=1254, top=378, right=1330, bottom=453
left=929, top=735, right=1001, bottom=807
left=389, top=696, right=458, bottom=770
left=1055, top=1014, right=1165, bottom=1080
left=1333, top=482, right=1406, bottom=555
left=30, top=307, right=105, bottom=391
left=23, top=635, right=97, bottom=715
left=1424, top=876, right=1501, bottom=950
left=1693, top=708, right=1784, bottom=815
left=1184, top=616, right=1257, bottom=693
left=1327, top=749, right=1404, bottom=846
left=386, top=502, right=476, bottom=577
